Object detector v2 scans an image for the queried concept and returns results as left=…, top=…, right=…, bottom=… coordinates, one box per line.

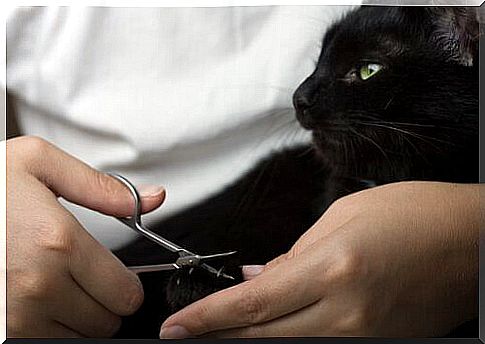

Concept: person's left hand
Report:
left=159, top=181, right=479, bottom=338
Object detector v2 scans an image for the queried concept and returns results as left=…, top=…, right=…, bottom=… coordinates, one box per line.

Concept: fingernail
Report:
left=242, top=265, right=265, bottom=280
left=159, top=325, right=191, bottom=339
left=137, top=185, right=165, bottom=198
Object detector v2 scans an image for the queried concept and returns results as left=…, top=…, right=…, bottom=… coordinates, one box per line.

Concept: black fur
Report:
left=114, top=6, right=479, bottom=338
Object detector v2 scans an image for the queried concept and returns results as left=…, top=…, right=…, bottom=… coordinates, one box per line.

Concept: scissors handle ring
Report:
left=109, top=173, right=142, bottom=222
left=109, top=173, right=192, bottom=255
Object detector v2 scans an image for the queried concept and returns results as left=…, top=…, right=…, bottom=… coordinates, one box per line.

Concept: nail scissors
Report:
left=110, top=174, right=236, bottom=280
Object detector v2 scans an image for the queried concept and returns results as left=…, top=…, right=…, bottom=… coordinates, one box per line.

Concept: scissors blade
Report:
left=174, top=251, right=238, bottom=280
left=128, top=263, right=180, bottom=274
left=175, top=251, right=237, bottom=267
left=197, top=251, right=238, bottom=261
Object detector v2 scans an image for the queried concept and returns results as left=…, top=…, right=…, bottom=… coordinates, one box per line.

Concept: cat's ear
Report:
left=425, top=7, right=481, bottom=66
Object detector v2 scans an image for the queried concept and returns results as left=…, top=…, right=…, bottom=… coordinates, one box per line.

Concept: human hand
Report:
left=7, top=136, right=166, bottom=337
left=160, top=181, right=479, bottom=338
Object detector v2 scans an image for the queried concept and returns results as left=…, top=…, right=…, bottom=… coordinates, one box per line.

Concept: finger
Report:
left=265, top=252, right=291, bottom=271
left=67, top=213, right=144, bottom=316
left=211, top=289, right=365, bottom=338
left=243, top=251, right=294, bottom=280
left=49, top=321, right=84, bottom=338
left=214, top=291, right=371, bottom=338
left=8, top=317, right=82, bottom=338
left=24, top=137, right=165, bottom=217
left=160, top=248, right=324, bottom=338
left=242, top=253, right=289, bottom=281
left=210, top=299, right=324, bottom=338
left=52, top=275, right=121, bottom=338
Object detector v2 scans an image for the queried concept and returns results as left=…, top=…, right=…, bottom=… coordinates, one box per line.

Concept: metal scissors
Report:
left=110, top=174, right=236, bottom=280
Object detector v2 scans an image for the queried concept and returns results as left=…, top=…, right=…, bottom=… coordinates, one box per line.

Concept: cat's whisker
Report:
left=374, top=120, right=461, bottom=134
left=349, top=127, right=391, bottom=163
left=384, top=95, right=395, bottom=110
left=348, top=134, right=357, bottom=176
left=227, top=111, right=301, bottom=223
left=376, top=121, right=439, bottom=128
left=259, top=113, right=308, bottom=153
left=296, top=145, right=316, bottom=158
left=355, top=121, right=454, bottom=150
left=225, top=117, right=309, bottom=238
left=403, top=135, right=432, bottom=166
left=280, top=123, right=301, bottom=147
left=226, top=156, right=273, bottom=235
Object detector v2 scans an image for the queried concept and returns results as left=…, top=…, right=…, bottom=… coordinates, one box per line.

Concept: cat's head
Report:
left=293, top=6, right=479, bottom=182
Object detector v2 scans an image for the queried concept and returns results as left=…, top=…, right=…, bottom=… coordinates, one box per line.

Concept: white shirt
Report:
left=7, top=6, right=354, bottom=249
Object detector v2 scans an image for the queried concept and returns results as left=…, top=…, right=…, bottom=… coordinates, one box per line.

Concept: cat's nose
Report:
left=293, top=92, right=314, bottom=112
left=293, top=77, right=320, bottom=129
left=293, top=74, right=321, bottom=113
left=293, top=84, right=318, bottom=113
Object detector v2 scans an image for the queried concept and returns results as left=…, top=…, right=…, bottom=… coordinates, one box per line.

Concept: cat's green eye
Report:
left=359, top=63, right=383, bottom=80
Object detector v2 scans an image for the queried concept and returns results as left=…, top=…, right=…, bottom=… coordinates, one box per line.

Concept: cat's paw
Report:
left=165, top=265, right=243, bottom=313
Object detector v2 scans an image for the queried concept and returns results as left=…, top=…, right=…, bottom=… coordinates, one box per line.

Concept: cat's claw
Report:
left=200, top=262, right=236, bottom=280
left=217, top=267, right=236, bottom=280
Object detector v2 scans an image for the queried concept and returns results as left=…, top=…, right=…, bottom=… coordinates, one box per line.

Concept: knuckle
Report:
left=94, top=171, right=121, bottom=199
left=330, top=196, right=346, bottom=210
left=92, top=170, right=109, bottom=192
left=36, top=217, right=74, bottom=255
left=23, top=135, right=49, bottom=148
left=286, top=248, right=297, bottom=260
left=327, top=196, right=359, bottom=219
left=266, top=254, right=286, bottom=270
left=90, top=171, right=126, bottom=210
left=327, top=247, right=363, bottom=284
left=329, top=195, right=350, bottom=211
left=118, top=283, right=144, bottom=315
left=14, top=271, right=53, bottom=301
left=335, top=307, right=374, bottom=335
left=240, top=289, right=267, bottom=325
left=329, top=190, right=366, bottom=214
left=16, top=136, right=51, bottom=163
left=189, top=303, right=214, bottom=333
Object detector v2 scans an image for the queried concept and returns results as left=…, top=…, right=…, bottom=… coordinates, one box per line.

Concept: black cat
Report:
left=115, top=6, right=479, bottom=338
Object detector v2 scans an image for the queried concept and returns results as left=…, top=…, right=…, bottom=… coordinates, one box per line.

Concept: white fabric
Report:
left=7, top=6, right=354, bottom=249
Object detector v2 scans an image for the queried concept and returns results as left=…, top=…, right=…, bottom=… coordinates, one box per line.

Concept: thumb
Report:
left=28, top=138, right=165, bottom=217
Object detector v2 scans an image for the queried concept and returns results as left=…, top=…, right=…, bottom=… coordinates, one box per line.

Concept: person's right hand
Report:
left=7, top=136, right=166, bottom=338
